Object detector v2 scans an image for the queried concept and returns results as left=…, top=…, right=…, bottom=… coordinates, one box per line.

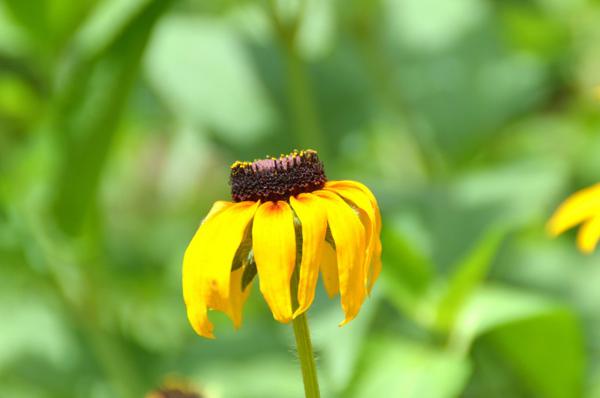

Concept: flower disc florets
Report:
left=230, top=150, right=327, bottom=202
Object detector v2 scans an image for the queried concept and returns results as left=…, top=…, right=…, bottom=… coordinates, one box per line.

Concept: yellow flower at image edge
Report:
left=548, top=183, right=600, bottom=253
left=182, top=150, right=382, bottom=338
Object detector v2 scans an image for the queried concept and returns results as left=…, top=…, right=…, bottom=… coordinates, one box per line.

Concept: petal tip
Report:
left=546, top=218, right=564, bottom=237
left=338, top=316, right=355, bottom=327
left=194, top=328, right=215, bottom=339
left=577, top=242, right=598, bottom=255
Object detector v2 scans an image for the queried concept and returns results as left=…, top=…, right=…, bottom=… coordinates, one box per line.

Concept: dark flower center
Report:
left=147, top=388, right=203, bottom=398
left=230, top=150, right=327, bottom=202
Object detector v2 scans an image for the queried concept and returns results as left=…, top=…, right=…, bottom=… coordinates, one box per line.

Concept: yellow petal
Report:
left=320, top=242, right=339, bottom=297
left=577, top=215, right=600, bottom=254
left=547, top=183, right=600, bottom=236
left=326, top=180, right=382, bottom=291
left=182, top=201, right=259, bottom=338
left=314, top=190, right=366, bottom=325
left=205, top=200, right=233, bottom=222
left=369, top=239, right=383, bottom=292
left=290, top=193, right=328, bottom=317
left=186, top=305, right=211, bottom=338
left=226, top=267, right=253, bottom=328
left=327, top=180, right=381, bottom=232
left=326, top=184, right=375, bottom=284
left=253, top=201, right=296, bottom=323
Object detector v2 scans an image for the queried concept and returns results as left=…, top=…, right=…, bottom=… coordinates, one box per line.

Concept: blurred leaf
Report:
left=500, top=2, right=569, bottom=59
left=434, top=227, right=505, bottom=331
left=349, top=336, right=470, bottom=398
left=388, top=18, right=550, bottom=160
left=453, top=286, right=558, bottom=345
left=144, top=15, right=275, bottom=144
left=197, top=355, right=307, bottom=398
left=381, top=224, right=434, bottom=316
left=384, top=0, right=488, bottom=52
left=453, top=159, right=568, bottom=226
left=0, top=73, right=40, bottom=129
left=2, top=1, right=49, bottom=41
left=0, top=292, right=72, bottom=372
left=50, top=0, right=172, bottom=234
left=483, top=311, right=583, bottom=398
left=3, top=0, right=98, bottom=52
left=295, top=0, right=336, bottom=60
left=0, top=4, right=27, bottom=53
left=383, top=225, right=433, bottom=294
left=73, top=0, right=150, bottom=56
left=312, top=293, right=378, bottom=394
left=453, top=286, right=584, bottom=398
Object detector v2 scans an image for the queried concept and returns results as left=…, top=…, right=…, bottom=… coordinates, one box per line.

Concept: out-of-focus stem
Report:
left=267, top=0, right=327, bottom=159
left=283, top=45, right=325, bottom=157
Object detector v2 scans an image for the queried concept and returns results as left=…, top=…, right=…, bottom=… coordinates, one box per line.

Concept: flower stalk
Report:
left=292, top=313, right=320, bottom=398
left=291, top=270, right=320, bottom=398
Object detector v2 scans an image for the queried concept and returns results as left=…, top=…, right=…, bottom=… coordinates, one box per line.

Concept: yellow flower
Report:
left=547, top=183, right=600, bottom=253
left=183, top=150, right=382, bottom=338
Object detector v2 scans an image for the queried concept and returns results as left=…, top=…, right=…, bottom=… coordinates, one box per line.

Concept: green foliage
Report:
left=350, top=336, right=470, bottom=398
left=458, top=287, right=584, bottom=398
left=435, top=227, right=506, bottom=332
left=1, top=0, right=600, bottom=397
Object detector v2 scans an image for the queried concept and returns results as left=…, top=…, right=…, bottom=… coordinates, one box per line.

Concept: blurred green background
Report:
left=1, top=0, right=600, bottom=397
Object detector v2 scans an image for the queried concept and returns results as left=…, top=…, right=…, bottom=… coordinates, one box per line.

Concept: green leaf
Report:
left=434, top=227, right=505, bottom=331
left=452, top=286, right=584, bottom=398
left=2, top=0, right=50, bottom=41
left=349, top=336, right=471, bottom=398
left=50, top=0, right=173, bottom=235
left=312, top=294, right=379, bottom=394
left=144, top=15, right=275, bottom=144
left=241, top=259, right=257, bottom=291
left=3, top=0, right=99, bottom=52
left=484, top=311, right=583, bottom=398
left=193, top=355, right=307, bottom=398
left=380, top=224, right=435, bottom=316
left=452, top=286, right=559, bottom=345
left=383, top=225, right=434, bottom=295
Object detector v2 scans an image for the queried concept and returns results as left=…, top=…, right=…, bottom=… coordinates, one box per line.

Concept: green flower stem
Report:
left=292, top=312, right=321, bottom=398
left=290, top=267, right=321, bottom=398
left=266, top=0, right=327, bottom=160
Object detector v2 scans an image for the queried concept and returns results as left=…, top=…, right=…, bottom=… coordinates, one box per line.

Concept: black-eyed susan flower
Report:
left=146, top=379, right=203, bottom=398
left=146, top=389, right=201, bottom=398
left=182, top=150, right=381, bottom=338
left=548, top=183, right=600, bottom=253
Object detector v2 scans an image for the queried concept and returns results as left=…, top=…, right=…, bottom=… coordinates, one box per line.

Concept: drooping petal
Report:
left=320, top=242, right=339, bottom=297
left=226, top=267, right=253, bottom=328
left=369, top=239, right=383, bottom=292
left=548, top=184, right=600, bottom=236
left=182, top=201, right=259, bottom=338
left=253, top=201, right=296, bottom=323
left=314, top=190, right=366, bottom=325
left=326, top=180, right=382, bottom=291
left=327, top=180, right=381, bottom=232
left=577, top=215, right=600, bottom=254
left=290, top=193, right=328, bottom=317
left=326, top=183, right=374, bottom=282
